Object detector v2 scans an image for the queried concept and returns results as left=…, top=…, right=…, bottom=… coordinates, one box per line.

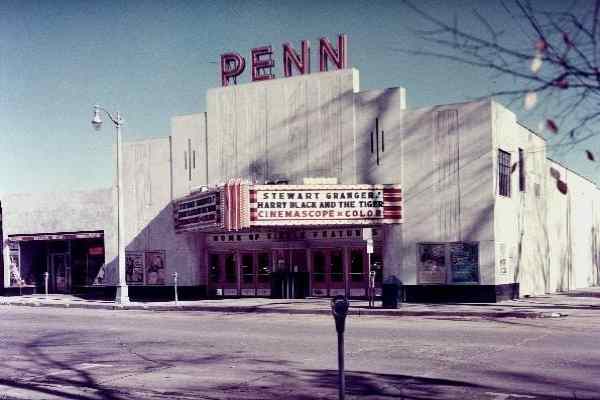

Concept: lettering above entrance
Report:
left=173, top=181, right=402, bottom=233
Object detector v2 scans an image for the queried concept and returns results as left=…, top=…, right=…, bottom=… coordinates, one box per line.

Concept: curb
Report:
left=0, top=300, right=554, bottom=318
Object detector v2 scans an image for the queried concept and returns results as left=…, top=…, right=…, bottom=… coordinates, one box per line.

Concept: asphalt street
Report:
left=0, top=305, right=598, bottom=400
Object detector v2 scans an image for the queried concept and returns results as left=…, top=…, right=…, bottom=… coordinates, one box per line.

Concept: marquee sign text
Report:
left=249, top=184, right=401, bottom=226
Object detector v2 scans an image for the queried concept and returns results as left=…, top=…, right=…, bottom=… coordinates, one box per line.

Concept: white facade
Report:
left=2, top=68, right=599, bottom=300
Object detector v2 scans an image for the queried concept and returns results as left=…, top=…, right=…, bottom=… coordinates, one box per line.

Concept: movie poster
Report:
left=145, top=251, right=166, bottom=285
left=450, top=242, right=479, bottom=283
left=125, top=252, right=144, bottom=284
left=9, top=254, right=21, bottom=287
left=418, top=244, right=447, bottom=284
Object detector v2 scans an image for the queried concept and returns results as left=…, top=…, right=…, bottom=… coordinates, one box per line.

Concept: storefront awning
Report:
left=8, top=230, right=104, bottom=242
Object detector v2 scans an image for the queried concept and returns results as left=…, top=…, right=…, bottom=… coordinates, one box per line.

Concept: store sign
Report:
left=249, top=184, right=402, bottom=226
left=8, top=231, right=103, bottom=242
left=88, top=246, right=104, bottom=256
left=174, top=190, right=222, bottom=232
left=220, top=34, right=348, bottom=86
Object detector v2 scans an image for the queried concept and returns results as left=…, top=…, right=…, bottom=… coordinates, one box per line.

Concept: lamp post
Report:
left=91, top=105, right=129, bottom=304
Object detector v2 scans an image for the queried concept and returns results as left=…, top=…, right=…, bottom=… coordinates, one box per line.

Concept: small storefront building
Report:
left=6, top=231, right=105, bottom=295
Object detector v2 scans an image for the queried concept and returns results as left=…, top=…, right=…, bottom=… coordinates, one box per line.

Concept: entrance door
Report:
left=208, top=253, right=238, bottom=297
left=311, top=248, right=346, bottom=297
left=238, top=251, right=273, bottom=297
left=349, top=248, right=367, bottom=298
left=49, top=253, right=70, bottom=293
left=272, top=249, right=308, bottom=299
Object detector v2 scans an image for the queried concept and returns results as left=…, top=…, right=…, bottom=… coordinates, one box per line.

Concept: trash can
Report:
left=382, top=278, right=403, bottom=309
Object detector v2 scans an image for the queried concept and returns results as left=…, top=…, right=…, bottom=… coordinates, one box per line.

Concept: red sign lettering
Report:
left=220, top=34, right=348, bottom=86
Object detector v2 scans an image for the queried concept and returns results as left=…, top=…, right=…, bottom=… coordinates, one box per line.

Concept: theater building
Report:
left=2, top=62, right=599, bottom=301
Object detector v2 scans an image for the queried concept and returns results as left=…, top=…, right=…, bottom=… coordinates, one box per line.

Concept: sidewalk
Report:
left=2, top=288, right=599, bottom=318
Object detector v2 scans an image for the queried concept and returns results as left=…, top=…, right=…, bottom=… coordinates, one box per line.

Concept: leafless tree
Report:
left=403, top=0, right=599, bottom=162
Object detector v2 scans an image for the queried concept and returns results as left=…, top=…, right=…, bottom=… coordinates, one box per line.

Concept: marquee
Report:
left=173, top=181, right=402, bottom=233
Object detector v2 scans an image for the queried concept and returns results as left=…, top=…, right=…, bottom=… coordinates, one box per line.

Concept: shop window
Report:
left=209, top=254, right=220, bottom=283
left=257, top=253, right=271, bottom=283
left=225, top=254, right=237, bottom=283
left=313, top=251, right=326, bottom=282
left=241, top=254, right=254, bottom=284
left=331, top=250, right=344, bottom=282
left=498, top=149, right=511, bottom=197
left=350, top=250, right=364, bottom=282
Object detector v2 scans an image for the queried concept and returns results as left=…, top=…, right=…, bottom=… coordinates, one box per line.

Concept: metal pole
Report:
left=173, top=272, right=179, bottom=305
left=367, top=252, right=372, bottom=308
left=44, top=271, right=49, bottom=298
left=115, top=112, right=129, bottom=304
left=338, top=330, right=345, bottom=400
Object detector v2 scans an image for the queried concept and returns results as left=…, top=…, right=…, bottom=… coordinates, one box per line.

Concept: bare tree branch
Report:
left=403, top=0, right=600, bottom=162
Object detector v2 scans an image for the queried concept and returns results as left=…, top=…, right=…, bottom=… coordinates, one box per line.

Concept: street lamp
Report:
left=91, top=105, right=129, bottom=304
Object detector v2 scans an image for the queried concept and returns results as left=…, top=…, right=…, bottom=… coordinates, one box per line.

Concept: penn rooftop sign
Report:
left=220, top=34, right=348, bottom=86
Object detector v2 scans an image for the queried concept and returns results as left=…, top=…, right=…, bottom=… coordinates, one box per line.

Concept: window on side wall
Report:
left=518, top=148, right=526, bottom=192
left=498, top=149, right=511, bottom=197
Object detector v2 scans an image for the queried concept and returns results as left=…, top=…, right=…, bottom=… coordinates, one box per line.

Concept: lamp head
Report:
left=91, top=105, right=103, bottom=131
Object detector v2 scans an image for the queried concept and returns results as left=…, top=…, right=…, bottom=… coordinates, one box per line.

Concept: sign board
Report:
left=174, top=182, right=402, bottom=232
left=88, top=246, right=104, bottom=256
left=125, top=251, right=145, bottom=285
left=362, top=228, right=373, bottom=241
left=366, top=239, right=374, bottom=254
left=250, top=184, right=401, bottom=226
left=449, top=242, right=479, bottom=283
left=418, top=243, right=447, bottom=284
left=145, top=251, right=166, bottom=285
left=221, top=34, right=348, bottom=86
left=9, top=231, right=103, bottom=242
left=174, top=190, right=222, bottom=232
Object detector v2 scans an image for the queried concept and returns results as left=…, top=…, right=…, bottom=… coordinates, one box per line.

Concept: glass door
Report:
left=349, top=248, right=367, bottom=298
left=272, top=248, right=308, bottom=299
left=328, top=249, right=346, bottom=296
left=208, top=253, right=238, bottom=297
left=311, top=248, right=346, bottom=297
left=256, top=252, right=272, bottom=296
left=240, top=253, right=256, bottom=296
left=311, top=250, right=328, bottom=296
left=50, top=253, right=70, bottom=293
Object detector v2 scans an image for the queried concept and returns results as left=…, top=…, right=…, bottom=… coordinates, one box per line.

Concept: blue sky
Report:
left=1, top=0, right=596, bottom=197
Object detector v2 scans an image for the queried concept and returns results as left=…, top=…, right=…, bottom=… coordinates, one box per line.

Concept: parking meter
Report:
left=172, top=272, right=179, bottom=304
left=331, top=295, right=349, bottom=400
left=44, top=272, right=49, bottom=298
left=331, top=295, right=349, bottom=333
left=368, top=270, right=376, bottom=308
